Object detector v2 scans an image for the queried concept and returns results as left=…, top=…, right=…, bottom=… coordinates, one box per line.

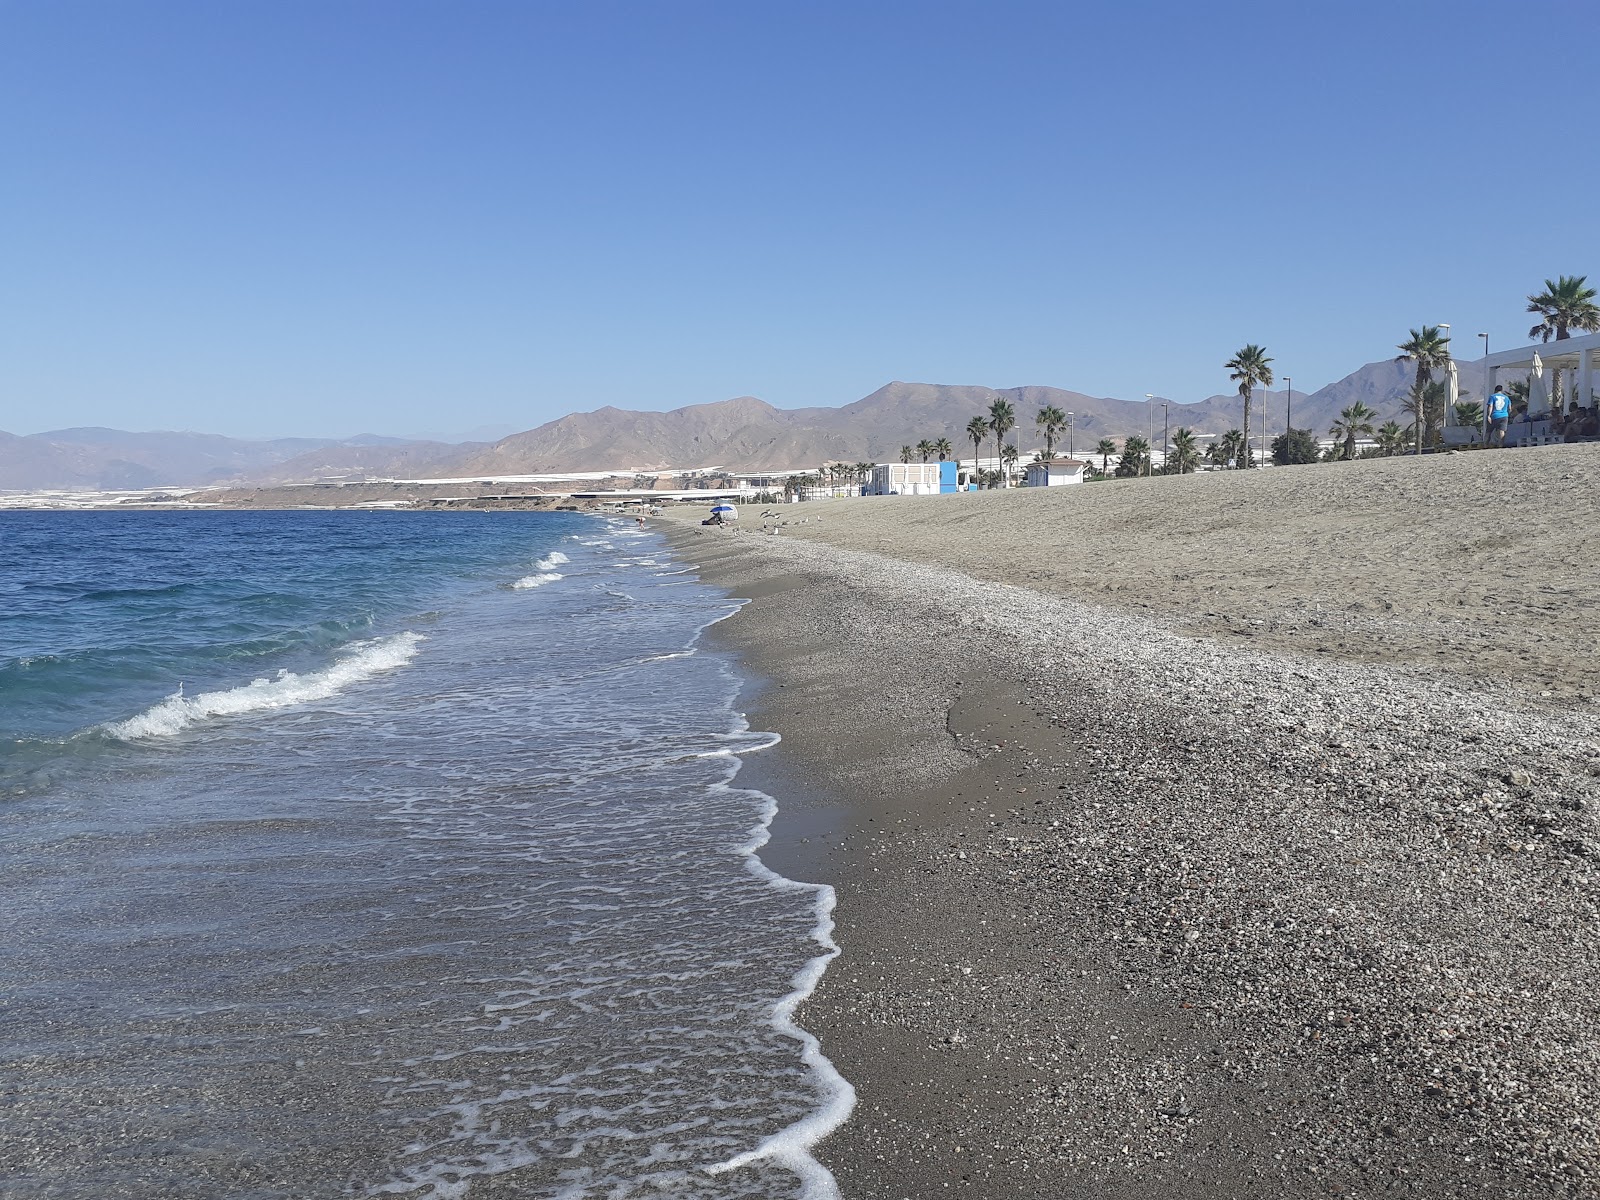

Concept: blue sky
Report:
left=3, top=0, right=1593, bottom=439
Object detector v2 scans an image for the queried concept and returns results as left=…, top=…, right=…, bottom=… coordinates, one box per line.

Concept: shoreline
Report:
left=661, top=452, right=1600, bottom=1197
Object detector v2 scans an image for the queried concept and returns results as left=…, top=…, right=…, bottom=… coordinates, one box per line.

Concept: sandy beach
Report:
left=663, top=446, right=1600, bottom=1198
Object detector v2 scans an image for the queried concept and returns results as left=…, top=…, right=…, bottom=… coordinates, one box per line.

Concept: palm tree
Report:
left=1035, top=405, right=1067, bottom=459
left=1453, top=400, right=1484, bottom=428
left=1329, top=401, right=1377, bottom=461
left=1094, top=437, right=1116, bottom=477
left=1001, top=442, right=1019, bottom=485
left=1527, top=275, right=1600, bottom=343
left=1225, top=345, right=1274, bottom=468
left=965, top=416, right=989, bottom=485
left=987, top=398, right=1016, bottom=486
left=1213, top=428, right=1246, bottom=469
left=1400, top=381, right=1448, bottom=455
left=934, top=437, right=952, bottom=462
left=1376, top=421, right=1407, bottom=457
left=899, top=445, right=913, bottom=464
left=1114, top=435, right=1150, bottom=478
left=1395, top=326, right=1452, bottom=450
left=916, top=439, right=934, bottom=463
left=855, top=461, right=874, bottom=489
left=1166, top=427, right=1200, bottom=475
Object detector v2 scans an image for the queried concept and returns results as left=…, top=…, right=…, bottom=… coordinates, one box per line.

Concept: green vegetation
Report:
left=1527, top=275, right=1600, bottom=343
left=987, top=398, right=1016, bottom=487
left=1224, top=345, right=1273, bottom=469
left=1330, top=401, right=1377, bottom=461
left=1114, top=435, right=1150, bottom=477
left=1095, top=437, right=1116, bottom=476
left=1165, top=427, right=1199, bottom=474
left=1271, top=427, right=1319, bottom=465
left=1035, top=405, right=1067, bottom=459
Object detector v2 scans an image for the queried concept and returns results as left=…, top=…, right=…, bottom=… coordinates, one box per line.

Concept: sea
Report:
left=0, top=508, right=850, bottom=1199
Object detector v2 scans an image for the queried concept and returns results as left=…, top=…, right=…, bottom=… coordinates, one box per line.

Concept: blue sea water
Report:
left=0, top=510, right=849, bottom=1199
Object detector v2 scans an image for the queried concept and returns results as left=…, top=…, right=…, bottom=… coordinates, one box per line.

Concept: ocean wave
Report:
left=103, top=632, right=425, bottom=740
left=535, top=552, right=569, bottom=571
left=512, top=573, right=563, bottom=590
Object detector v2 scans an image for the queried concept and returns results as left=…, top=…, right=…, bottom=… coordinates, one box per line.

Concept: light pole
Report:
left=1066, top=411, right=1074, bottom=460
left=1162, top=401, right=1170, bottom=474
left=1144, top=394, right=1154, bottom=477
left=1439, top=324, right=1452, bottom=436
left=1480, top=333, right=1491, bottom=440
left=1284, top=374, right=1292, bottom=441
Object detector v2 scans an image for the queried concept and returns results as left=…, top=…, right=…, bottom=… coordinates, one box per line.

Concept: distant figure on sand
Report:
left=1488, top=385, right=1512, bottom=446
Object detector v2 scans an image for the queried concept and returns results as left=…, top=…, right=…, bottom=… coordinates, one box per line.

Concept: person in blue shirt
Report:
left=1487, top=385, right=1512, bottom=446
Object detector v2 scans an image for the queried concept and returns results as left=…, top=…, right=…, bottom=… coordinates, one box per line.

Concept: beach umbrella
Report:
left=1446, top=359, right=1459, bottom=428
left=710, top=504, right=737, bottom=518
left=1530, top=352, right=1550, bottom=416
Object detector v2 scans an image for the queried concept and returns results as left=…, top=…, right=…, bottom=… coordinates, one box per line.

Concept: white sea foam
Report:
left=704, top=780, right=855, bottom=1199
left=535, top=552, right=569, bottom=571
left=512, top=573, right=563, bottom=590
left=104, top=632, right=424, bottom=739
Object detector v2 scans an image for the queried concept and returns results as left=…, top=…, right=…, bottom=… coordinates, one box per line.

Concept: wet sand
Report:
left=664, top=446, right=1600, bottom=1198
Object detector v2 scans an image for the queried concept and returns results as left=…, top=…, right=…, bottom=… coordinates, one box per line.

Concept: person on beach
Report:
left=1488, top=384, right=1512, bottom=446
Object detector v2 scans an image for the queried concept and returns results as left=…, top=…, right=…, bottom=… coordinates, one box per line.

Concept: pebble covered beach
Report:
left=664, top=446, right=1600, bottom=1198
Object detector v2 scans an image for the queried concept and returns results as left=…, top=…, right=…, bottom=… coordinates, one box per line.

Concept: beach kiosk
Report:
left=1471, top=332, right=1600, bottom=447
left=1023, top=458, right=1089, bottom=486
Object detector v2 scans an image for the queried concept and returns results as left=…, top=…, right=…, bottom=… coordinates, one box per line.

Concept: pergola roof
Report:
left=1482, top=330, right=1600, bottom=373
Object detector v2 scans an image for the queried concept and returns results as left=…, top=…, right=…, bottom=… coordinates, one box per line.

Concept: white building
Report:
left=1023, top=458, right=1088, bottom=487
left=868, top=462, right=943, bottom=495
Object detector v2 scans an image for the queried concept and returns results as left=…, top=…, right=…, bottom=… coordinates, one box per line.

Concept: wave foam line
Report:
left=535, top=551, right=569, bottom=571
left=104, top=632, right=425, bottom=740
left=704, top=778, right=855, bottom=1198
left=512, top=572, right=563, bottom=590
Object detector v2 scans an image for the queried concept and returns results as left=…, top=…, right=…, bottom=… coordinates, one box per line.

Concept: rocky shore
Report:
left=663, top=449, right=1600, bottom=1198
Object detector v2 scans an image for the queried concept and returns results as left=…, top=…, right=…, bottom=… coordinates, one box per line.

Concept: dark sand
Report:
left=662, top=450, right=1600, bottom=1199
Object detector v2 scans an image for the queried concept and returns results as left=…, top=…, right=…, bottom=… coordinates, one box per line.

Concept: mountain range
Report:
left=2, top=358, right=1481, bottom=491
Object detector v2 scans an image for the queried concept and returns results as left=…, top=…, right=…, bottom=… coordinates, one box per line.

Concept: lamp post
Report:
left=1284, top=375, right=1292, bottom=443
left=1162, top=401, right=1169, bottom=474
left=1439, top=324, right=1452, bottom=436
left=1066, top=411, right=1074, bottom=460
left=1144, top=394, right=1154, bottom=477
left=1480, top=333, right=1490, bottom=440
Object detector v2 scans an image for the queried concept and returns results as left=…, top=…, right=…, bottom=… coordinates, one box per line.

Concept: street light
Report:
left=1162, top=401, right=1170, bottom=474
left=1480, top=333, right=1491, bottom=440
left=1066, top=411, right=1074, bottom=460
left=1144, top=394, right=1154, bottom=477
left=1285, top=375, right=1292, bottom=440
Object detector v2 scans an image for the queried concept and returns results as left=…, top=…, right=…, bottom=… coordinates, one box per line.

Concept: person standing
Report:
left=1488, top=384, right=1512, bottom=447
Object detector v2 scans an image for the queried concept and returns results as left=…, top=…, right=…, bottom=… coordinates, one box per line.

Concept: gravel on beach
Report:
left=664, top=450, right=1600, bottom=1199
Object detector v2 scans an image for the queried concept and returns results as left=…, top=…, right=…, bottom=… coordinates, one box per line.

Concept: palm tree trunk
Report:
left=1241, top=388, right=1252, bottom=468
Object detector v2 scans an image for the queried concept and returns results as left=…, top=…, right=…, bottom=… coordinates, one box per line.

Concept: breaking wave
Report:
left=103, top=632, right=425, bottom=740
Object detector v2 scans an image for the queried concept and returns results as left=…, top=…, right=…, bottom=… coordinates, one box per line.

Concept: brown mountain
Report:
left=422, top=359, right=1449, bottom=476
left=1, top=359, right=1465, bottom=491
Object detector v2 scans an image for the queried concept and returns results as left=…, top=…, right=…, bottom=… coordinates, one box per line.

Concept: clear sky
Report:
left=3, top=0, right=1593, bottom=439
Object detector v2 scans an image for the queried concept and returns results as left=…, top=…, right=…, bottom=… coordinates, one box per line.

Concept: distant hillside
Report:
left=418, top=358, right=1461, bottom=476
left=0, top=427, right=466, bottom=491
left=0, top=358, right=1478, bottom=491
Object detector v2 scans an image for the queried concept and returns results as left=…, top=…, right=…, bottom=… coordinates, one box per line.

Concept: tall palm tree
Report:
left=1527, top=275, right=1600, bottom=343
left=1329, top=401, right=1377, bottom=461
left=1035, top=405, right=1067, bottom=459
left=1225, top=345, right=1274, bottom=468
left=965, top=416, right=989, bottom=484
left=1376, top=421, right=1406, bottom=457
left=916, top=439, right=934, bottom=462
left=1095, top=437, right=1116, bottom=477
left=987, top=398, right=1016, bottom=486
left=855, top=461, right=874, bottom=488
left=1396, top=326, right=1452, bottom=449
left=933, top=437, right=952, bottom=462
left=899, top=445, right=914, bottom=464
left=1166, top=427, right=1200, bottom=475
